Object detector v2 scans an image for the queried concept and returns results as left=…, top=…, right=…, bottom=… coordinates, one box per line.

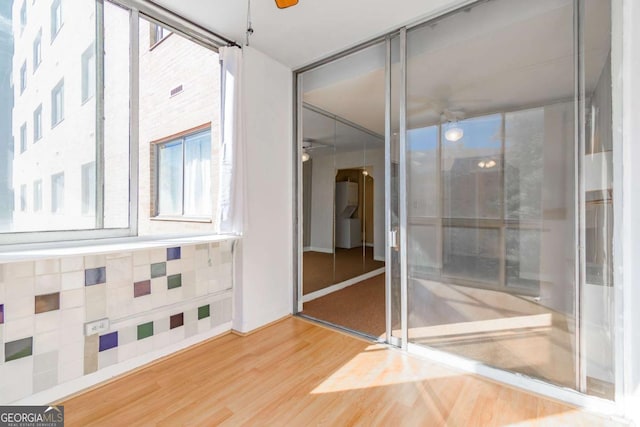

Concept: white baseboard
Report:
left=305, top=246, right=334, bottom=254
left=374, top=255, right=385, bottom=262
left=303, top=267, right=385, bottom=303
left=14, top=322, right=232, bottom=405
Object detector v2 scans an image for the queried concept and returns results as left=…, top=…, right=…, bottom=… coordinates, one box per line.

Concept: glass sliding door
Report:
left=398, top=0, right=616, bottom=397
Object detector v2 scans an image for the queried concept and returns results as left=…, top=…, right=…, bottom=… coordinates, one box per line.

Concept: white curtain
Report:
left=218, top=46, right=245, bottom=234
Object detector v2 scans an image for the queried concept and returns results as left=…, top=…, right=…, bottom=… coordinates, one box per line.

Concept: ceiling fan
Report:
left=275, top=0, right=299, bottom=9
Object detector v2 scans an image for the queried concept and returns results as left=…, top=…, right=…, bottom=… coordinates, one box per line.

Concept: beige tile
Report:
left=84, top=334, right=99, bottom=375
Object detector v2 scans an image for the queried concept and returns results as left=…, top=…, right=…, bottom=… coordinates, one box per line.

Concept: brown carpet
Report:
left=303, top=247, right=385, bottom=295
left=302, top=273, right=385, bottom=338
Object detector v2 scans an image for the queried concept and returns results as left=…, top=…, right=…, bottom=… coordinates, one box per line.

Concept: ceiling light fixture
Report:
left=445, top=124, right=464, bottom=142
left=275, top=0, right=298, bottom=9
left=362, top=170, right=369, bottom=176
left=302, top=151, right=310, bottom=162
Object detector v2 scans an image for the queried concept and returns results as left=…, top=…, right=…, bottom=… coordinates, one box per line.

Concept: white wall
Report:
left=233, top=47, right=293, bottom=333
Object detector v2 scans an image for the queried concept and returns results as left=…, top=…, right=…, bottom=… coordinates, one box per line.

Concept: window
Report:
left=19, top=185, right=27, bottom=212
left=20, top=1, right=27, bottom=33
left=81, top=43, right=95, bottom=103
left=33, top=180, right=42, bottom=212
left=155, top=128, right=212, bottom=218
left=0, top=1, right=221, bottom=242
left=51, top=79, right=64, bottom=126
left=149, top=23, right=171, bottom=47
left=20, top=123, right=27, bottom=153
left=81, top=162, right=96, bottom=215
left=50, top=0, right=62, bottom=41
left=20, top=61, right=27, bottom=94
left=33, top=104, right=42, bottom=141
left=33, top=30, right=42, bottom=70
left=51, top=172, right=64, bottom=213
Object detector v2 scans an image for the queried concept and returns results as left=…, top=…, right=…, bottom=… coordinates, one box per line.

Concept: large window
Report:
left=154, top=128, right=212, bottom=218
left=0, top=0, right=221, bottom=242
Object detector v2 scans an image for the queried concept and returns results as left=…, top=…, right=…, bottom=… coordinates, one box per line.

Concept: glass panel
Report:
left=582, top=0, right=615, bottom=400
left=103, top=1, right=131, bottom=228
left=157, top=141, right=183, bottom=216
left=442, top=114, right=502, bottom=220
left=1, top=0, right=97, bottom=233
left=390, top=34, right=402, bottom=341
left=443, top=226, right=500, bottom=283
left=300, top=41, right=386, bottom=338
left=183, top=130, right=212, bottom=217
left=406, top=0, right=579, bottom=391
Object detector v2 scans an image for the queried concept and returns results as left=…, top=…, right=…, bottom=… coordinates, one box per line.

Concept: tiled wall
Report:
left=0, top=241, right=234, bottom=403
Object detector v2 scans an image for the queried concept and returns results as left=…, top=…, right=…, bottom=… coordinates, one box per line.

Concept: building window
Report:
left=33, top=104, right=42, bottom=141
left=51, top=172, right=64, bottom=213
left=155, top=128, right=212, bottom=218
left=149, top=22, right=171, bottom=47
left=81, top=43, right=95, bottom=103
left=51, top=79, right=64, bottom=126
left=20, top=1, right=27, bottom=33
left=50, top=0, right=62, bottom=41
left=33, top=30, right=42, bottom=71
left=81, top=162, right=96, bottom=215
left=20, top=123, right=27, bottom=153
left=19, top=185, right=27, bottom=212
left=33, top=180, right=42, bottom=212
left=20, top=61, right=27, bottom=94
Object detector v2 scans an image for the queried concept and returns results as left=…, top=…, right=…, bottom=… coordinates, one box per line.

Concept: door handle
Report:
left=389, top=229, right=399, bottom=250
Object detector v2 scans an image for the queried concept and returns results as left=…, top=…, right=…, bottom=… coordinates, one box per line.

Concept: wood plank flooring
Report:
left=60, top=317, right=625, bottom=426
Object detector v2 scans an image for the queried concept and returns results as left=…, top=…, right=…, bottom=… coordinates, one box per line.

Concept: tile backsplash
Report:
left=0, top=240, right=234, bottom=403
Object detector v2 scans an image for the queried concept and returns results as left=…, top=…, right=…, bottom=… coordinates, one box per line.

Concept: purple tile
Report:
left=167, top=247, right=181, bottom=261
left=133, top=280, right=151, bottom=298
left=85, top=267, right=106, bottom=286
left=99, top=331, right=118, bottom=352
left=170, top=313, right=184, bottom=329
left=0, top=304, right=4, bottom=324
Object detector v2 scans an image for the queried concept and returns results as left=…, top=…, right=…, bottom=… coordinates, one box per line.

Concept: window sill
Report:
left=151, top=216, right=212, bottom=223
left=0, top=233, right=240, bottom=263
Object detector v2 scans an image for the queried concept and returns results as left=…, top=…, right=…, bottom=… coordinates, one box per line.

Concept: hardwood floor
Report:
left=61, top=317, right=625, bottom=426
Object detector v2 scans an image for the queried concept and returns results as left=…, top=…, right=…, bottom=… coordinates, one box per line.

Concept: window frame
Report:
left=50, top=78, right=64, bottom=127
left=81, top=43, right=96, bottom=103
left=33, top=104, right=42, bottom=142
left=152, top=124, right=213, bottom=221
left=33, top=29, right=42, bottom=71
left=50, top=172, right=64, bottom=214
left=33, top=179, right=42, bottom=212
left=1, top=0, right=225, bottom=246
left=19, top=123, right=27, bottom=153
left=19, top=61, right=27, bottom=94
left=50, top=0, right=62, bottom=42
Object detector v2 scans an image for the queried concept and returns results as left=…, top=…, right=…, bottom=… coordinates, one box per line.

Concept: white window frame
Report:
left=50, top=172, right=64, bottom=214
left=153, top=126, right=212, bottom=220
left=33, top=179, right=42, bottom=212
left=19, top=61, right=27, bottom=94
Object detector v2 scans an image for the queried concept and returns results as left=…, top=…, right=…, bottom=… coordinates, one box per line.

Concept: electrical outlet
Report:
left=84, top=318, right=110, bottom=336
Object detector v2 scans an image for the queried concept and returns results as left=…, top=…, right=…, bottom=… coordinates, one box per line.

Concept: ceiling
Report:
left=150, top=0, right=469, bottom=69
left=302, top=0, right=611, bottom=135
